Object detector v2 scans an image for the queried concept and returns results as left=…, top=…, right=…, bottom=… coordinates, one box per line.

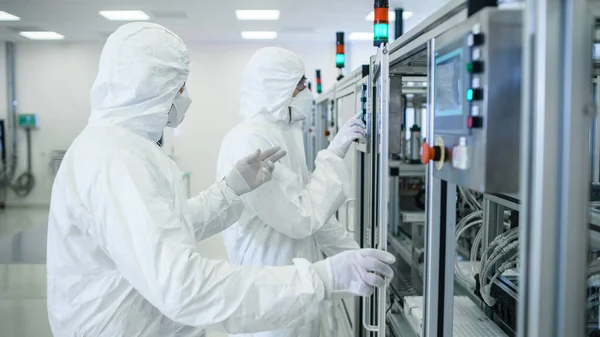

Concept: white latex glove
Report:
left=312, top=248, right=395, bottom=300
left=327, top=114, right=366, bottom=158
left=225, top=146, right=287, bottom=196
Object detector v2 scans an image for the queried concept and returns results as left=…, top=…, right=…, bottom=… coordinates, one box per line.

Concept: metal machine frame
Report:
left=518, top=0, right=592, bottom=335
left=309, top=0, right=596, bottom=335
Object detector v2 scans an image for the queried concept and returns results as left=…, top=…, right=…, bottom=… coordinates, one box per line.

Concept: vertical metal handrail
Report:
left=376, top=42, right=390, bottom=336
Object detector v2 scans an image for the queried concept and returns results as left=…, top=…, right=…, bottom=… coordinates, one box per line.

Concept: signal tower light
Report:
left=374, top=0, right=389, bottom=47
left=336, top=32, right=345, bottom=81
left=316, top=70, right=323, bottom=94
left=336, top=32, right=345, bottom=68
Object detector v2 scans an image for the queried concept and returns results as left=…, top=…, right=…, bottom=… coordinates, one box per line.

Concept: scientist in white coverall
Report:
left=217, top=47, right=369, bottom=337
left=46, top=23, right=395, bottom=337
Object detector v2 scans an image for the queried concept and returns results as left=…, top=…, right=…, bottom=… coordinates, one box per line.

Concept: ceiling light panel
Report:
left=0, top=11, right=20, bottom=21
left=151, top=10, right=188, bottom=19
left=99, top=10, right=150, bottom=21
left=241, top=31, right=278, bottom=40
left=236, top=10, right=280, bottom=20
left=365, top=10, right=414, bottom=21
left=20, top=31, right=65, bottom=40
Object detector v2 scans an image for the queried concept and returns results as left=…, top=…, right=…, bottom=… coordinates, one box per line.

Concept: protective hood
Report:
left=88, top=22, right=190, bottom=142
left=239, top=47, right=305, bottom=124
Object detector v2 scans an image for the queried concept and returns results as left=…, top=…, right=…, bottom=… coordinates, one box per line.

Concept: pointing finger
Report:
left=258, top=146, right=282, bottom=161
left=264, top=149, right=287, bottom=164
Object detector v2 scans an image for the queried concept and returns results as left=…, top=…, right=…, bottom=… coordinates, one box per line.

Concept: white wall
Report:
left=3, top=43, right=102, bottom=206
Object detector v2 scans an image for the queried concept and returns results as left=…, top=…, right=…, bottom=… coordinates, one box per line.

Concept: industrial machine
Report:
left=310, top=0, right=595, bottom=335
left=375, top=7, right=522, bottom=337
left=347, top=3, right=522, bottom=337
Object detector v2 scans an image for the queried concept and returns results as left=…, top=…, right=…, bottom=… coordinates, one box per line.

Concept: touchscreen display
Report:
left=435, top=48, right=463, bottom=117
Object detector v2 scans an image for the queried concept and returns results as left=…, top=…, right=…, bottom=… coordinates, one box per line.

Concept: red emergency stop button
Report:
left=421, top=142, right=443, bottom=164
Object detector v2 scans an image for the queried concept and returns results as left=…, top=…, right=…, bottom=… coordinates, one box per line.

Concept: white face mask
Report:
left=289, top=89, right=313, bottom=122
left=167, top=88, right=192, bottom=128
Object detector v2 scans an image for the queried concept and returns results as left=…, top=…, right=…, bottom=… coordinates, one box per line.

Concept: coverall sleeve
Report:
left=89, top=154, right=326, bottom=333
left=315, top=217, right=360, bottom=257
left=187, top=180, right=244, bottom=241
left=218, top=134, right=351, bottom=240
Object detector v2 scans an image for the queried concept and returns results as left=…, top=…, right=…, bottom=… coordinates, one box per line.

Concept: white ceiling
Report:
left=0, top=0, right=449, bottom=43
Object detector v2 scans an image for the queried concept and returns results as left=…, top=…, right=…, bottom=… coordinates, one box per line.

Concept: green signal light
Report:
left=317, top=84, right=322, bottom=93
left=374, top=23, right=389, bottom=43
left=336, top=54, right=345, bottom=68
left=466, top=89, right=474, bottom=101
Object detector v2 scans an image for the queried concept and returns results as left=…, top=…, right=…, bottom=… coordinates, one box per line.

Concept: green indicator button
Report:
left=467, top=88, right=483, bottom=101
left=466, top=61, right=483, bottom=73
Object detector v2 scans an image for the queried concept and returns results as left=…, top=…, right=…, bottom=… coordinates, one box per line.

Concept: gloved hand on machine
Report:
left=313, top=248, right=395, bottom=300
left=328, top=113, right=367, bottom=158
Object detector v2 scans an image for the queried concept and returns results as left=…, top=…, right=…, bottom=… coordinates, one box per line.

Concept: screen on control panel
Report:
left=435, top=48, right=463, bottom=117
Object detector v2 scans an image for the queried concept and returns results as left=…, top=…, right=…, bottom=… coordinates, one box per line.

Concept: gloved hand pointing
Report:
left=328, top=113, right=367, bottom=158
left=312, top=248, right=395, bottom=300
left=225, top=146, right=287, bottom=196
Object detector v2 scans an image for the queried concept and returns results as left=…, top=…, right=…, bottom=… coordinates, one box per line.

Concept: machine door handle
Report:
left=362, top=296, right=379, bottom=332
left=344, top=198, right=357, bottom=233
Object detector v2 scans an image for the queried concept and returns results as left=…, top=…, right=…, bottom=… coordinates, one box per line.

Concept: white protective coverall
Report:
left=217, top=47, right=361, bottom=337
left=46, top=23, right=331, bottom=337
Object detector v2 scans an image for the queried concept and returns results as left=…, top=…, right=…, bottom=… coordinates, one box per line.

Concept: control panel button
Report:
left=421, top=143, right=444, bottom=164
left=467, top=116, right=483, bottom=128
left=466, top=88, right=483, bottom=101
left=467, top=33, right=485, bottom=47
left=466, top=61, right=484, bottom=73
left=452, top=137, right=470, bottom=170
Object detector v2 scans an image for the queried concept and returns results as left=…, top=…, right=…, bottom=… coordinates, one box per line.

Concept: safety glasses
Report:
left=297, top=76, right=307, bottom=90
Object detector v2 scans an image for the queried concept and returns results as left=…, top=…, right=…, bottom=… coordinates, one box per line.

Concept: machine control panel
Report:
left=426, top=8, right=522, bottom=193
